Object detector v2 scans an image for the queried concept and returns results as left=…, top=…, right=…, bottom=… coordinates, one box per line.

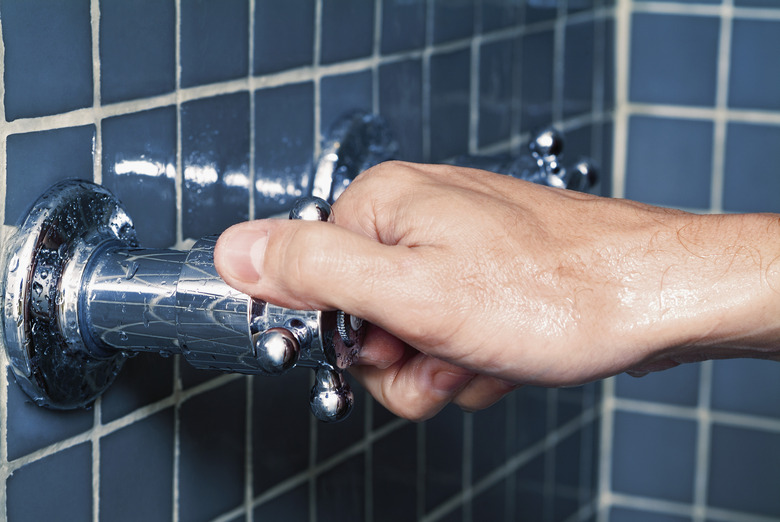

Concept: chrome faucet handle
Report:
left=454, top=127, right=598, bottom=192
left=2, top=182, right=363, bottom=422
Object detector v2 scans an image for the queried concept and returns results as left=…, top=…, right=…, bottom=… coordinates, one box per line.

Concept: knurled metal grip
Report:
left=2, top=180, right=364, bottom=422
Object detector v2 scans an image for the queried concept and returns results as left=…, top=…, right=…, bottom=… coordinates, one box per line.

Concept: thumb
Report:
left=214, top=218, right=421, bottom=325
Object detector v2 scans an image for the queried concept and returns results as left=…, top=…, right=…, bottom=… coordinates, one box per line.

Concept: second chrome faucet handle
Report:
left=276, top=196, right=365, bottom=423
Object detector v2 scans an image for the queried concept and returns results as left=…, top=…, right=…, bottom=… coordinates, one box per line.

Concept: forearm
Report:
left=607, top=210, right=780, bottom=372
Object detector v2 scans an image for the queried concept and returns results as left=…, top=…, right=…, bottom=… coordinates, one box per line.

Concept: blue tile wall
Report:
left=253, top=0, right=314, bottom=74
left=610, top=2, right=780, bottom=521
left=99, top=0, right=175, bottom=104
left=0, top=1, right=613, bottom=520
left=1, top=0, right=92, bottom=121
left=180, top=0, right=248, bottom=88
left=728, top=18, right=780, bottom=111
left=612, top=411, right=697, bottom=503
left=5, top=126, right=94, bottom=225
left=629, top=13, right=719, bottom=107
left=625, top=115, right=713, bottom=209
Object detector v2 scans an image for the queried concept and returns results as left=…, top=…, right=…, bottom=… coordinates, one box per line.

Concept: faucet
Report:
left=2, top=112, right=596, bottom=422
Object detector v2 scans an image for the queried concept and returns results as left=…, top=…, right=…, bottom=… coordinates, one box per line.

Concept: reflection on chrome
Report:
left=184, top=164, right=219, bottom=186
left=114, top=159, right=176, bottom=179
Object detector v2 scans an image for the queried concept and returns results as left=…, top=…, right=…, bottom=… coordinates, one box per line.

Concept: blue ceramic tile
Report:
left=181, top=92, right=250, bottom=239
left=569, top=0, right=596, bottom=11
left=382, top=0, right=426, bottom=54
left=180, top=0, right=248, bottom=87
left=6, top=368, right=94, bottom=460
left=320, top=71, right=373, bottom=136
left=254, top=0, right=314, bottom=74
left=432, top=0, right=476, bottom=44
left=379, top=58, right=424, bottom=162
left=564, top=20, right=595, bottom=118
left=560, top=125, right=593, bottom=169
left=180, top=361, right=223, bottom=389
left=253, top=370, right=311, bottom=493
left=708, top=424, right=780, bottom=517
left=611, top=411, right=697, bottom=502
left=599, top=121, right=614, bottom=198
left=318, top=375, right=366, bottom=462
left=615, top=363, right=700, bottom=407
left=515, top=386, right=549, bottom=452
left=625, top=116, right=713, bottom=209
left=516, top=454, right=546, bottom=520
left=555, top=428, right=583, bottom=489
left=426, top=404, right=464, bottom=511
left=525, top=0, right=558, bottom=24
left=2, top=0, right=92, bottom=120
left=100, top=0, right=175, bottom=104
left=373, top=423, right=417, bottom=521
left=724, top=122, right=780, bottom=211
left=629, top=13, right=719, bottom=107
left=101, top=353, right=174, bottom=423
left=734, top=0, right=779, bottom=5
left=478, top=39, right=514, bottom=148
left=609, top=507, right=691, bottom=522
left=482, top=0, right=522, bottom=32
left=711, top=359, right=780, bottom=419
left=5, top=125, right=94, bottom=225
left=473, top=401, right=507, bottom=481
left=7, top=443, right=92, bottom=522
left=316, top=454, right=365, bottom=521
left=472, top=479, right=507, bottom=521
left=636, top=0, right=718, bottom=3
left=603, top=18, right=616, bottom=112
left=558, top=386, right=586, bottom=427
left=729, top=19, right=780, bottom=111
left=254, top=82, right=314, bottom=217
left=100, top=409, right=174, bottom=522
left=179, top=379, right=246, bottom=521
left=520, top=29, right=554, bottom=132
left=320, top=0, right=374, bottom=64
left=254, top=484, right=309, bottom=520
left=430, top=48, right=470, bottom=161
left=102, top=107, right=177, bottom=248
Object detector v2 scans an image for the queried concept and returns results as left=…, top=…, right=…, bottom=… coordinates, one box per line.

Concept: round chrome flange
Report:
left=2, top=180, right=136, bottom=409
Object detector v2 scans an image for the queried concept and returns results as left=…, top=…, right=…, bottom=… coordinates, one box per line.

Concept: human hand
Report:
left=215, top=161, right=780, bottom=420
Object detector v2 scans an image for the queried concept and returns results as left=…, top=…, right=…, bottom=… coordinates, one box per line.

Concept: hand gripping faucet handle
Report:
left=287, top=197, right=366, bottom=423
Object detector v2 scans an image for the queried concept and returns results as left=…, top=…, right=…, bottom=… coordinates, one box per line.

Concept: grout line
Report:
left=91, top=0, right=102, bottom=186
left=91, top=397, right=102, bottom=522
left=462, top=412, right=474, bottom=522
left=174, top=0, right=184, bottom=247
left=596, top=377, right=616, bottom=522
left=610, top=490, right=780, bottom=522
left=709, top=0, right=734, bottom=214
left=421, top=0, right=434, bottom=161
left=632, top=0, right=780, bottom=21
left=610, top=0, right=631, bottom=200
left=416, top=421, right=426, bottom=521
left=551, top=1, right=568, bottom=128
left=172, top=358, right=183, bottom=522
left=692, top=361, right=713, bottom=522
left=467, top=1, right=481, bottom=156
left=247, top=0, right=256, bottom=221
left=0, top=4, right=8, bottom=516
left=244, top=376, right=254, bottom=522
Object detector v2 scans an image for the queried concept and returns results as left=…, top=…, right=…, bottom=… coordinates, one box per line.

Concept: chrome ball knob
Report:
left=530, top=127, right=564, bottom=159
left=289, top=197, right=332, bottom=222
left=310, top=367, right=354, bottom=423
left=254, top=328, right=300, bottom=375
left=571, top=160, right=598, bottom=191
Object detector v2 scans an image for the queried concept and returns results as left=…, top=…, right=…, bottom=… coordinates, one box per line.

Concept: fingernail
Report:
left=432, top=370, right=473, bottom=395
left=218, top=229, right=268, bottom=283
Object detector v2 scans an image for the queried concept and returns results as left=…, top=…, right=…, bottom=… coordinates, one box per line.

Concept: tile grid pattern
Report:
left=602, top=1, right=780, bottom=521
left=0, top=1, right=613, bottom=521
